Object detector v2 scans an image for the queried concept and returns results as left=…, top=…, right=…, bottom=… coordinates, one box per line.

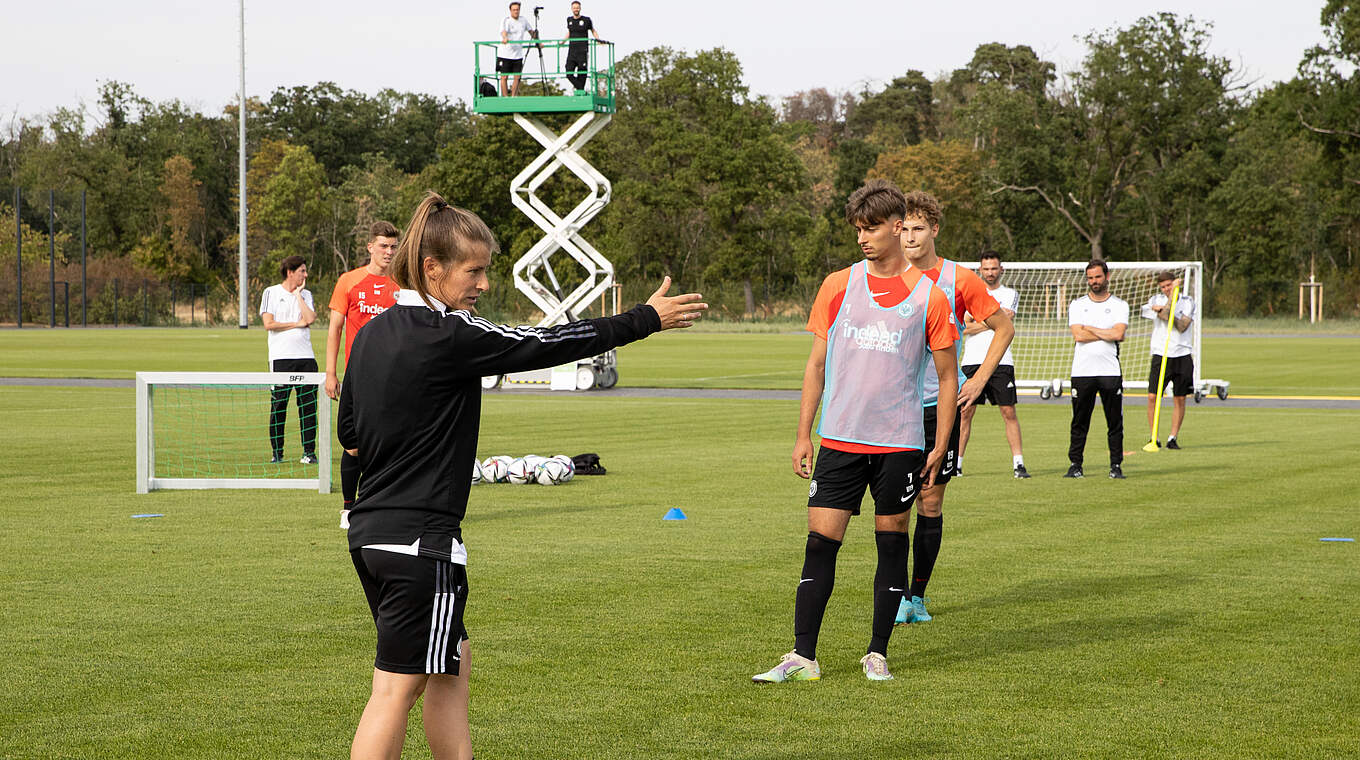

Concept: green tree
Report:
left=990, top=14, right=1237, bottom=261
left=254, top=143, right=329, bottom=279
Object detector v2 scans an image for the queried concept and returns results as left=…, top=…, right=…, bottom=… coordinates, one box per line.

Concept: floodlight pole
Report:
left=237, top=0, right=249, bottom=329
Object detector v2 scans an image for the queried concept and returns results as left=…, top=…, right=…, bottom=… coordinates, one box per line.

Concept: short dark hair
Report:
left=280, top=255, right=307, bottom=278
left=369, top=220, right=399, bottom=242
left=845, top=179, right=906, bottom=226
left=509, top=1, right=520, bottom=8
left=1155, top=270, right=1175, bottom=283
left=1085, top=258, right=1108, bottom=275
left=980, top=250, right=1002, bottom=264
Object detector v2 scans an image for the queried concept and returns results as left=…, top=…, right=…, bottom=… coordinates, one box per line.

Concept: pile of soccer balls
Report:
left=474, top=454, right=575, bottom=486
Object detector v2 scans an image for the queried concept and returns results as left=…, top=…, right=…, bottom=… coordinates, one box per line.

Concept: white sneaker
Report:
left=860, top=652, right=894, bottom=681
left=752, top=650, right=820, bottom=683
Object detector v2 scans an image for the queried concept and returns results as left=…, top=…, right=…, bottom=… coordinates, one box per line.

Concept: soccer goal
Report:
left=135, top=372, right=332, bottom=493
left=956, top=261, right=1229, bottom=400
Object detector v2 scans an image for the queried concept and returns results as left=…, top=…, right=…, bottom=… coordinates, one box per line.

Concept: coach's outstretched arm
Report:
left=451, top=276, right=706, bottom=379
left=957, top=309, right=1014, bottom=408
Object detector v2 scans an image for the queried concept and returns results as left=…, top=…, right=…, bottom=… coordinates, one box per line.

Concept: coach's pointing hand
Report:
left=646, top=276, right=708, bottom=330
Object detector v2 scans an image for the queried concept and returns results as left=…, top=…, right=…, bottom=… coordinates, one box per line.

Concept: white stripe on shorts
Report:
left=425, top=562, right=460, bottom=673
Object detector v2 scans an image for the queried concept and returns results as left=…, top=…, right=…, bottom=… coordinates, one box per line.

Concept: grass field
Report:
left=2, top=326, right=1358, bottom=758
left=0, top=326, right=1358, bottom=396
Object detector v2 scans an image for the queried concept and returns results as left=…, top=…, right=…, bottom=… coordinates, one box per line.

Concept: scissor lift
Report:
left=473, top=37, right=618, bottom=390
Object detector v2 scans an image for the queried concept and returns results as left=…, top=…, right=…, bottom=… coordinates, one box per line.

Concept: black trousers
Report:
left=1069, top=375, right=1123, bottom=466
left=269, top=358, right=318, bottom=456
left=566, top=45, right=588, bottom=90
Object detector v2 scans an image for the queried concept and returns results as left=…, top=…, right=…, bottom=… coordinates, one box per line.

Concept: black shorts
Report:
left=807, top=446, right=923, bottom=516
left=1148, top=355, right=1194, bottom=397
left=962, top=364, right=1018, bottom=406
left=352, top=549, right=469, bottom=675
left=496, top=57, right=525, bottom=74
left=922, top=404, right=961, bottom=485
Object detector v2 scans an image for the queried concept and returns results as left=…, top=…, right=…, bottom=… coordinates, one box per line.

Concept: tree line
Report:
left=3, top=6, right=1357, bottom=320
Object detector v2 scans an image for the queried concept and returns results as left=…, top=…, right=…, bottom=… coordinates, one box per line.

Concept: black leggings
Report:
left=1069, top=375, right=1123, bottom=466
left=269, top=358, right=318, bottom=456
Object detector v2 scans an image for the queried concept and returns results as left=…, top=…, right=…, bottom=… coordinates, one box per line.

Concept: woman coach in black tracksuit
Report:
left=337, top=191, right=704, bottom=759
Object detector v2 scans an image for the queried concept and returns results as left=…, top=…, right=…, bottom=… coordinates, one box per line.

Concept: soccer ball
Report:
left=522, top=454, right=548, bottom=472
left=481, top=456, right=512, bottom=483
left=471, top=459, right=485, bottom=485
left=535, top=459, right=572, bottom=485
left=549, top=454, right=575, bottom=482
left=506, top=457, right=535, bottom=485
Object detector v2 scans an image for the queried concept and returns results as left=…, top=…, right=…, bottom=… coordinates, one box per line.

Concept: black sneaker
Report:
left=300, top=453, right=319, bottom=465
left=1166, top=438, right=1181, bottom=450
left=1109, top=464, right=1125, bottom=479
left=1013, top=464, right=1031, bottom=479
left=270, top=454, right=284, bottom=464
left=954, top=465, right=963, bottom=477
left=1063, top=464, right=1083, bottom=479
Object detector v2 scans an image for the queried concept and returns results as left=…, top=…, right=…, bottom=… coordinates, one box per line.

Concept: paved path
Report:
left=7, top=376, right=1358, bottom=409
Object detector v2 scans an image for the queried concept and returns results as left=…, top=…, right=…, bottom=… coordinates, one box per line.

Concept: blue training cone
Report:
left=663, top=508, right=687, bottom=521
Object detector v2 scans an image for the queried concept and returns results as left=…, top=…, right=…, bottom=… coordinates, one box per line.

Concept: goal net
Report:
left=136, top=372, right=332, bottom=493
left=956, top=261, right=1228, bottom=398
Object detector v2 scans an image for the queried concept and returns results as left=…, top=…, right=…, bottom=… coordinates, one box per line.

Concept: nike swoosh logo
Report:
left=889, top=587, right=903, bottom=592
left=871, top=291, right=891, bottom=297
left=799, top=578, right=814, bottom=584
left=900, top=493, right=914, bottom=502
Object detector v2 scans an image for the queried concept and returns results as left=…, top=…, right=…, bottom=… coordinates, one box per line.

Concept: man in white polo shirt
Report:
left=958, top=251, right=1028, bottom=478
left=1066, top=258, right=1129, bottom=480
left=1142, top=270, right=1195, bottom=449
left=498, top=2, right=537, bottom=96
left=259, top=255, right=318, bottom=464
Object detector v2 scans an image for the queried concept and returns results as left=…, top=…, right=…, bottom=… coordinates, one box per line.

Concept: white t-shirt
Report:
left=961, top=284, right=1018, bottom=367
left=1068, top=294, right=1129, bottom=377
left=1141, top=293, right=1195, bottom=358
left=259, top=284, right=315, bottom=363
left=499, top=15, right=536, bottom=59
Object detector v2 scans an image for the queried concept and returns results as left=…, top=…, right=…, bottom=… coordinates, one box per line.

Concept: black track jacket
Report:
left=338, top=289, right=661, bottom=561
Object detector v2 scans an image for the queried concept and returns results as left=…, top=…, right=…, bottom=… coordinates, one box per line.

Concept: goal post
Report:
left=956, top=261, right=1229, bottom=400
left=136, top=372, right=332, bottom=493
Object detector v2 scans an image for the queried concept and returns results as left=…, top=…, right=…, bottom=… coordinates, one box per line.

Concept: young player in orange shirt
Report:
left=753, top=180, right=958, bottom=684
left=897, top=191, right=1015, bottom=625
left=325, top=220, right=400, bottom=514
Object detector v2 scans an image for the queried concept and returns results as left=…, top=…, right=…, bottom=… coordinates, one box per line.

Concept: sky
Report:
left=5, top=0, right=1333, bottom=124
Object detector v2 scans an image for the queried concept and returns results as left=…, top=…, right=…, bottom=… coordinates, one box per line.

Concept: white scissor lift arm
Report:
left=482, top=110, right=618, bottom=391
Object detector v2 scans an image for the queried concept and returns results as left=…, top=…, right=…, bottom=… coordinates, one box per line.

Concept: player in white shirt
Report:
left=958, top=252, right=1028, bottom=478
left=1066, top=259, right=1129, bottom=480
left=497, top=2, right=537, bottom=96
left=259, top=255, right=318, bottom=464
left=1142, top=270, right=1195, bottom=449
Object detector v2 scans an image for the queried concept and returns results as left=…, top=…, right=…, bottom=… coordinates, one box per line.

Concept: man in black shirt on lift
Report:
left=565, top=1, right=601, bottom=92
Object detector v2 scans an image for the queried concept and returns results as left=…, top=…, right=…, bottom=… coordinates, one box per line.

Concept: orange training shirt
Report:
left=329, top=267, right=399, bottom=366
left=806, top=266, right=958, bottom=453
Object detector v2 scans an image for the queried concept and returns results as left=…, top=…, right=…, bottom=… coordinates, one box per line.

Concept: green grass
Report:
left=2, top=383, right=1358, bottom=758
left=2, top=327, right=1357, bottom=396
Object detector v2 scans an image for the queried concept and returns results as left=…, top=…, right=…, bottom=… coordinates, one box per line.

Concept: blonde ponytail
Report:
left=391, top=191, right=500, bottom=309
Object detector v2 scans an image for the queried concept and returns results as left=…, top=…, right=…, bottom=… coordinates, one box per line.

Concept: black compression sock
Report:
left=910, top=514, right=943, bottom=598
left=869, top=530, right=909, bottom=656
left=340, top=451, right=360, bottom=506
left=793, top=531, right=841, bottom=662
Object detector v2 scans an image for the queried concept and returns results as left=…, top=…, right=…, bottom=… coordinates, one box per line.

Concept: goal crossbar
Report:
left=136, top=372, right=332, bottom=494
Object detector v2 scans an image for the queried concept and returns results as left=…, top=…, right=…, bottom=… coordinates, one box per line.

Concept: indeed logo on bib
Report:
left=359, top=302, right=388, bottom=316
left=841, top=319, right=903, bottom=353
